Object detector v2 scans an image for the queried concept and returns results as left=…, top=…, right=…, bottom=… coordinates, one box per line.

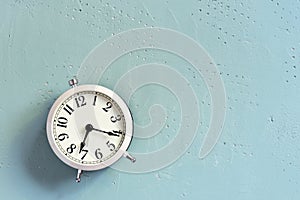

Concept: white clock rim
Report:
left=46, top=84, right=133, bottom=171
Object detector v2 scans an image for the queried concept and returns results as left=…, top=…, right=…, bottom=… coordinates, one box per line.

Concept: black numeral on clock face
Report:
left=63, top=104, right=74, bottom=115
left=110, top=115, right=121, bottom=123
left=67, top=144, right=76, bottom=154
left=80, top=149, right=88, bottom=160
left=93, top=95, right=97, bottom=106
left=102, top=102, right=112, bottom=112
left=106, top=141, right=116, bottom=151
left=75, top=96, right=87, bottom=108
left=95, top=148, right=103, bottom=159
left=57, top=117, right=68, bottom=128
left=57, top=133, right=69, bottom=141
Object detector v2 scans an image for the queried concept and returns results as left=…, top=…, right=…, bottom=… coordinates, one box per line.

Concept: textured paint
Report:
left=0, top=0, right=300, bottom=200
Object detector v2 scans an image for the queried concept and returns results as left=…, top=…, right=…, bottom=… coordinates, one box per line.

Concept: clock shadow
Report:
left=18, top=100, right=108, bottom=192
left=20, top=106, right=76, bottom=190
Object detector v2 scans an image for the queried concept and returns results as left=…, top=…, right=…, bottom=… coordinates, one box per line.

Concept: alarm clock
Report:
left=46, top=78, right=135, bottom=182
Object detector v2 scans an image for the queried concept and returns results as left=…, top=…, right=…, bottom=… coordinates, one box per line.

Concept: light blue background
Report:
left=1, top=0, right=300, bottom=199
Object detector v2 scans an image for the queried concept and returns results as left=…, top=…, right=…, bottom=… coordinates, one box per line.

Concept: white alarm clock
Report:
left=46, top=78, right=135, bottom=182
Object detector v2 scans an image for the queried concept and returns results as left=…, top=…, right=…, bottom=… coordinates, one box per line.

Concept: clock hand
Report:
left=79, top=124, right=93, bottom=153
left=92, top=127, right=122, bottom=137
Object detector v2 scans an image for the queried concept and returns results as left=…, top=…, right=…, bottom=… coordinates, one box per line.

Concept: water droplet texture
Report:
left=0, top=0, right=299, bottom=199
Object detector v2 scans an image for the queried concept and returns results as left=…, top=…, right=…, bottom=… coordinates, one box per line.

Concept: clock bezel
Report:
left=46, top=84, right=133, bottom=171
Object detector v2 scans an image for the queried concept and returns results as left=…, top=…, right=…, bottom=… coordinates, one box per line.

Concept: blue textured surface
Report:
left=1, top=0, right=300, bottom=199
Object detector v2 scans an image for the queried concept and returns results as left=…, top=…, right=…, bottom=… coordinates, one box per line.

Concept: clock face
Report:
left=46, top=85, right=133, bottom=171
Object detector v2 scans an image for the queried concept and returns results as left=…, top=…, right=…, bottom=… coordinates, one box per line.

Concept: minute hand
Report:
left=92, top=128, right=122, bottom=137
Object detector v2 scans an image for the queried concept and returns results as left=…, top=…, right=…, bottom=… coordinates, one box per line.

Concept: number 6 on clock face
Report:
left=46, top=79, right=135, bottom=182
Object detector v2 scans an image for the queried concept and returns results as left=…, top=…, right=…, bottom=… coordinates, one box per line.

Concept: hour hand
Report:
left=79, top=142, right=85, bottom=153
left=79, top=124, right=93, bottom=153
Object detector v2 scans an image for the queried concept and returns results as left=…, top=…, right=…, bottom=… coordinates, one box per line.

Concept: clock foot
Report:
left=76, top=169, right=83, bottom=183
left=123, top=152, right=136, bottom=163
